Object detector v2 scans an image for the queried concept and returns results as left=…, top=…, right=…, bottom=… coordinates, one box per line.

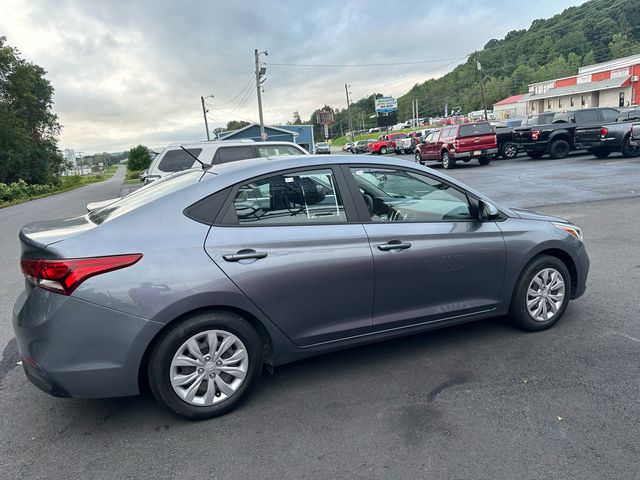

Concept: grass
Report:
left=0, top=165, right=120, bottom=209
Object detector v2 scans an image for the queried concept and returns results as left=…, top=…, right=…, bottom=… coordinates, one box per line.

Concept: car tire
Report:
left=621, top=137, right=640, bottom=158
left=509, top=255, right=571, bottom=332
left=590, top=148, right=611, bottom=158
left=500, top=142, right=518, bottom=159
left=148, top=310, right=264, bottom=420
left=414, top=151, right=421, bottom=163
left=478, top=156, right=491, bottom=166
left=527, top=150, right=545, bottom=159
left=548, top=139, right=571, bottom=159
left=380, top=147, right=388, bottom=155
left=442, top=151, right=455, bottom=169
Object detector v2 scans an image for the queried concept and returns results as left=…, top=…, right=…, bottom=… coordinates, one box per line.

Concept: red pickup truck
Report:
left=368, top=133, right=407, bottom=154
left=414, top=122, right=497, bottom=169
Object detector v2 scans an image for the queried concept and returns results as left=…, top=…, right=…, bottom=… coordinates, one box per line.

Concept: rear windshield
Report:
left=89, top=170, right=203, bottom=225
left=158, top=148, right=203, bottom=172
left=458, top=124, right=493, bottom=137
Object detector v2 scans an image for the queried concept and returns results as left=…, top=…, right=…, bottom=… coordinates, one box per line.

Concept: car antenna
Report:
left=180, top=146, right=212, bottom=170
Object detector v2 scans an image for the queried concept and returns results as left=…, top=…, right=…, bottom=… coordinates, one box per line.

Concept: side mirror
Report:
left=479, top=200, right=501, bottom=220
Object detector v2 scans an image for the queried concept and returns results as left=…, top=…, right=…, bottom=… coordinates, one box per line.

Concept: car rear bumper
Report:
left=574, top=138, right=615, bottom=150
left=515, top=141, right=549, bottom=152
left=452, top=147, right=498, bottom=159
left=12, top=285, right=163, bottom=399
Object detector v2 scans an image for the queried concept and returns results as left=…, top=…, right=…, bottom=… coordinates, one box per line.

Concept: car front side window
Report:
left=350, top=167, right=473, bottom=223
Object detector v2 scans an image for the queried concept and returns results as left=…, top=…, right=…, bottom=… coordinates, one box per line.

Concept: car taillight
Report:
left=20, top=254, right=143, bottom=295
left=600, top=127, right=609, bottom=138
left=453, top=140, right=459, bottom=149
left=532, top=130, right=540, bottom=140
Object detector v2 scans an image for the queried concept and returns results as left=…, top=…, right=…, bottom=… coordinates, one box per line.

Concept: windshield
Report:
left=317, top=143, right=329, bottom=147
left=89, top=170, right=203, bottom=225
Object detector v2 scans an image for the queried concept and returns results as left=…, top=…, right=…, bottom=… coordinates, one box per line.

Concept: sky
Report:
left=1, top=0, right=586, bottom=153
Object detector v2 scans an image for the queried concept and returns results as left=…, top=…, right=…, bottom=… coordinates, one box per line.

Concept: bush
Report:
left=126, top=170, right=142, bottom=180
left=0, top=179, right=55, bottom=203
left=127, top=145, right=151, bottom=171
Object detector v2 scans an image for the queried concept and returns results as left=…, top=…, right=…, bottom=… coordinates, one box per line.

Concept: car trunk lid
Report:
left=19, top=215, right=96, bottom=258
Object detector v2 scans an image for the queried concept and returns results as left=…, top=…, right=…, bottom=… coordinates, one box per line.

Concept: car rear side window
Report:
left=231, top=169, right=346, bottom=225
left=89, top=170, right=203, bottom=225
left=458, top=124, right=493, bottom=137
left=257, top=145, right=304, bottom=157
left=350, top=167, right=473, bottom=223
left=213, top=146, right=256, bottom=164
left=158, top=148, right=203, bottom=172
left=602, top=109, right=619, bottom=123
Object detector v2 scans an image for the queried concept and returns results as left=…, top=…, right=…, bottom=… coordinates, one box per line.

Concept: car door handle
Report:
left=223, top=250, right=268, bottom=262
left=377, top=241, right=412, bottom=251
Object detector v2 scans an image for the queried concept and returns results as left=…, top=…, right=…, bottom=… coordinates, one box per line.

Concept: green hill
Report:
left=305, top=0, right=640, bottom=137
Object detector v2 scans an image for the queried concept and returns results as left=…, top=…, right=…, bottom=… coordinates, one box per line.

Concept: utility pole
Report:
left=200, top=96, right=211, bottom=141
left=255, top=49, right=268, bottom=141
left=345, top=83, right=354, bottom=140
left=476, top=56, right=488, bottom=121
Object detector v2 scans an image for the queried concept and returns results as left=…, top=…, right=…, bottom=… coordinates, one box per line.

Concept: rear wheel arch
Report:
left=138, top=306, right=274, bottom=393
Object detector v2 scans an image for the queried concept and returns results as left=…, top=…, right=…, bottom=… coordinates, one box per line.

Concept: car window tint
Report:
left=350, top=167, right=473, bottom=223
left=602, top=109, right=619, bottom=123
left=577, top=110, right=598, bottom=123
left=258, top=145, right=303, bottom=157
left=459, top=124, right=493, bottom=136
left=158, top=148, right=203, bottom=172
left=233, top=169, right=346, bottom=225
left=213, top=146, right=256, bottom=164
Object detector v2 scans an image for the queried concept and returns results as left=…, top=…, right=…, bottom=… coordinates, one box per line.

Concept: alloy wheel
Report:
left=526, top=268, right=565, bottom=322
left=169, top=330, right=249, bottom=406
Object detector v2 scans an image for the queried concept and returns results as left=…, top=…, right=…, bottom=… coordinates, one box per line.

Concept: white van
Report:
left=145, top=140, right=308, bottom=184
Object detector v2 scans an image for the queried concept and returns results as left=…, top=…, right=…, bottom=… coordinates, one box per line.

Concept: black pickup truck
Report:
left=574, top=108, right=640, bottom=158
left=512, top=107, right=621, bottom=159
left=495, top=113, right=555, bottom=159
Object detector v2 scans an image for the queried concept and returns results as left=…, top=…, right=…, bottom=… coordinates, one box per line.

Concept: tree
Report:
left=609, top=33, right=639, bottom=59
left=0, top=36, right=63, bottom=185
left=225, top=120, right=250, bottom=131
left=127, top=145, right=151, bottom=171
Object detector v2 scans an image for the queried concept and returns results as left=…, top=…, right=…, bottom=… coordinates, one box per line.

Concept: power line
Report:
left=265, top=56, right=469, bottom=68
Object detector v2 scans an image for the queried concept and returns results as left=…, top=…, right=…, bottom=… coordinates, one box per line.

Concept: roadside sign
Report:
left=375, top=96, right=398, bottom=114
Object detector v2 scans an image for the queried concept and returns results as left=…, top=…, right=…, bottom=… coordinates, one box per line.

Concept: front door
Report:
left=205, top=167, right=374, bottom=346
left=346, top=166, right=506, bottom=331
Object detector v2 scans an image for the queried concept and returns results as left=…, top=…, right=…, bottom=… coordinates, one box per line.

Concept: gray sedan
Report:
left=13, top=155, right=589, bottom=419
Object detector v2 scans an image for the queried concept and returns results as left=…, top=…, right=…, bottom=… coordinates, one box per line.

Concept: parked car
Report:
left=315, top=142, right=331, bottom=154
left=145, top=140, right=308, bottom=183
left=343, top=142, right=355, bottom=153
left=139, top=169, right=148, bottom=182
left=14, top=154, right=589, bottom=419
left=354, top=139, right=375, bottom=153
left=395, top=131, right=422, bottom=154
left=512, top=107, right=620, bottom=159
left=368, top=133, right=407, bottom=154
left=495, top=127, right=519, bottom=159
left=574, top=108, right=640, bottom=158
left=415, top=122, right=497, bottom=169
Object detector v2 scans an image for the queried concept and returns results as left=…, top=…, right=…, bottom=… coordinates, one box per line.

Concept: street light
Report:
left=200, top=94, right=214, bottom=141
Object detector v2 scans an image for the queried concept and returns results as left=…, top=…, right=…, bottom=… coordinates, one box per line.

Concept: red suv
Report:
left=415, top=122, right=497, bottom=169
left=368, top=133, right=407, bottom=155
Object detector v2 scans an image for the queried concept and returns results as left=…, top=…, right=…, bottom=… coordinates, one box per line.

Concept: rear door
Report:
left=344, top=165, right=506, bottom=331
left=205, top=166, right=374, bottom=346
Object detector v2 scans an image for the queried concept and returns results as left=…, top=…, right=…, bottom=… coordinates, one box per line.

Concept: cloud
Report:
left=1, top=0, right=585, bottom=152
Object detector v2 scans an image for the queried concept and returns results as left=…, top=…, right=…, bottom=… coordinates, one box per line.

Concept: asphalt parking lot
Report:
left=1, top=155, right=639, bottom=479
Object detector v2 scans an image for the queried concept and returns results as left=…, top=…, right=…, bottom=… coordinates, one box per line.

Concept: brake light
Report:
left=453, top=140, right=460, bottom=149
left=20, top=254, right=143, bottom=295
left=600, top=127, right=609, bottom=138
left=532, top=130, right=540, bottom=140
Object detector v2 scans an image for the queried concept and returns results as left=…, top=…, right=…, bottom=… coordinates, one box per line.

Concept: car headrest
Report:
left=271, top=176, right=326, bottom=209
